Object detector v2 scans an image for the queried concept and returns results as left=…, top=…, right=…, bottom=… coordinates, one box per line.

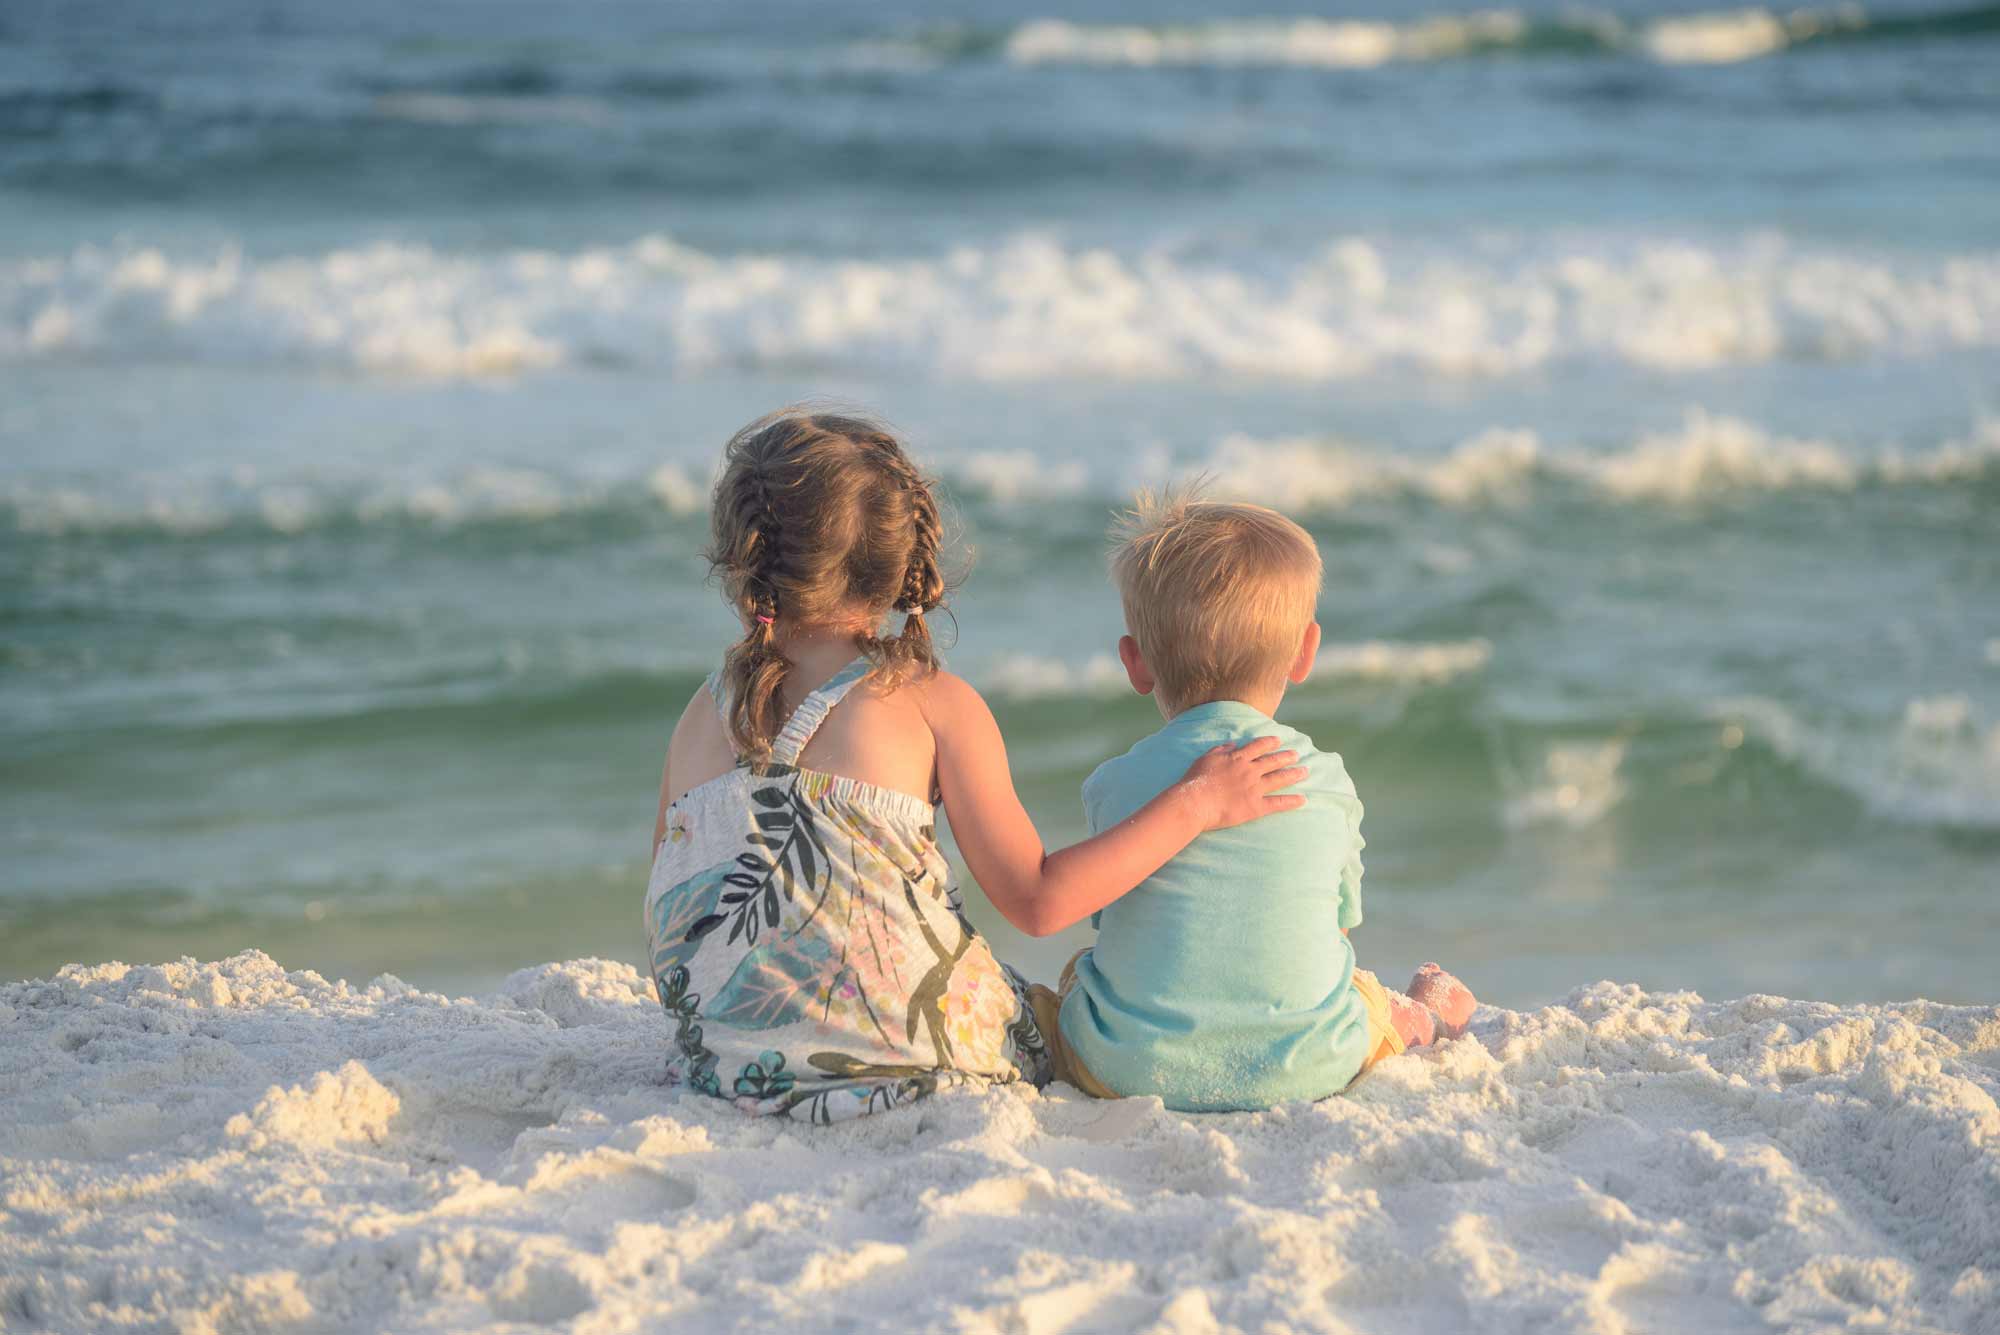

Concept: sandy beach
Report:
left=5, top=951, right=1996, bottom=1334
left=7, top=0, right=1999, bottom=1329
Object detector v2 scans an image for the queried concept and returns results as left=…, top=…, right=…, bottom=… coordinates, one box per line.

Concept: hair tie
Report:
left=754, top=614, right=775, bottom=626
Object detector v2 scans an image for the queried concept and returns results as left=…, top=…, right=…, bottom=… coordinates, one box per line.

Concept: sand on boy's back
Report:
left=3, top=950, right=1997, bottom=1333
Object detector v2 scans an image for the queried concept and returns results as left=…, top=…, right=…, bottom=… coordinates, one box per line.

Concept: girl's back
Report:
left=663, top=640, right=938, bottom=815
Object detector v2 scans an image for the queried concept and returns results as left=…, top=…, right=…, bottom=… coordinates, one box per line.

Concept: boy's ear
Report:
left=1287, top=621, right=1322, bottom=685
left=1117, top=635, right=1155, bottom=696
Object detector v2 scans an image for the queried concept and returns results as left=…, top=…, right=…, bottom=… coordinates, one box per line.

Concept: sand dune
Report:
left=3, top=952, right=1996, bottom=1334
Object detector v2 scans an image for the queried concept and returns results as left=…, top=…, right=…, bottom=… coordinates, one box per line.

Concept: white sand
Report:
left=3, top=952, right=1996, bottom=1335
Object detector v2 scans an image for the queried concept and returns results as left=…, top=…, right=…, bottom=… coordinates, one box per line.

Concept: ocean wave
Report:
left=1002, top=11, right=1542, bottom=69
left=995, top=3, right=1997, bottom=69
left=1721, top=694, right=2000, bottom=828
left=0, top=465, right=709, bottom=539
left=985, top=640, right=1493, bottom=700
left=1151, top=413, right=2000, bottom=511
left=7, top=413, right=1993, bottom=540
left=983, top=653, right=1133, bottom=700
left=6, top=233, right=1998, bottom=381
left=1502, top=737, right=1631, bottom=830
left=367, top=92, right=616, bottom=128
left=9, top=615, right=1990, bottom=836
left=1315, top=639, right=1495, bottom=683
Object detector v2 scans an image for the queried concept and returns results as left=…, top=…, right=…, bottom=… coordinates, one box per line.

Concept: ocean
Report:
left=3, top=0, right=1996, bottom=1007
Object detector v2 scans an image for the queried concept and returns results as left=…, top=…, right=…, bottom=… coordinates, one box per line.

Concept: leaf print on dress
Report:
left=819, top=833, right=929, bottom=1053
left=901, top=876, right=976, bottom=1067
left=648, top=866, right=730, bottom=992
left=733, top=1050, right=796, bottom=1100
left=707, top=933, right=838, bottom=1030
left=715, top=781, right=836, bottom=948
left=656, top=965, right=722, bottom=1097
left=940, top=948, right=1017, bottom=1072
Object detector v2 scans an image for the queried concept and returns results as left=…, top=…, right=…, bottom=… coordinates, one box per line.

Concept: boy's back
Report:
left=1061, top=700, right=1370, bottom=1112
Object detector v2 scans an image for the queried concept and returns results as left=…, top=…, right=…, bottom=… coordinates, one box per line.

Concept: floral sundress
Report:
left=643, top=657, right=1049, bottom=1123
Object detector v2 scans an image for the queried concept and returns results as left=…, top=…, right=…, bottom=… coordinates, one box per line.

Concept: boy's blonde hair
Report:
left=1110, top=487, right=1322, bottom=714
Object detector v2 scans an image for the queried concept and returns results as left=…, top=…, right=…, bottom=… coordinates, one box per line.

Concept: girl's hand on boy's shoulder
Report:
left=1181, top=738, right=1307, bottom=830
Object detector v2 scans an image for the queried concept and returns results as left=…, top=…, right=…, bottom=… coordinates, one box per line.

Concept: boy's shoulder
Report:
left=1079, top=753, right=1119, bottom=822
left=1083, top=712, right=1356, bottom=820
left=1080, top=721, right=1173, bottom=804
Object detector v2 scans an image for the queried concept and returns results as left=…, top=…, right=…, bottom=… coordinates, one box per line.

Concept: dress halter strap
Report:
left=705, top=657, right=874, bottom=766
left=770, top=657, right=873, bottom=766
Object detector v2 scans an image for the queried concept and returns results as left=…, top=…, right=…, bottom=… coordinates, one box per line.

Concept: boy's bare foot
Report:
left=1407, top=963, right=1477, bottom=1040
left=1386, top=989, right=1435, bottom=1049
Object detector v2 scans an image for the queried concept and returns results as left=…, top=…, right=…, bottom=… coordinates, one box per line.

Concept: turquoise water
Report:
left=3, top=0, right=1997, bottom=1005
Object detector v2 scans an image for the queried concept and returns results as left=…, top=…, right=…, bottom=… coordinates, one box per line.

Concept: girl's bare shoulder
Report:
left=898, top=666, right=984, bottom=720
left=795, top=665, right=940, bottom=798
left=838, top=666, right=949, bottom=735
left=671, top=679, right=723, bottom=744
left=666, top=680, right=735, bottom=805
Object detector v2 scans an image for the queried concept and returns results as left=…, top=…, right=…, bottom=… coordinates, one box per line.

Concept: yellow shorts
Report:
left=1349, top=966, right=1410, bottom=1071
left=1027, top=952, right=1408, bottom=1101
left=1025, top=950, right=1122, bottom=1100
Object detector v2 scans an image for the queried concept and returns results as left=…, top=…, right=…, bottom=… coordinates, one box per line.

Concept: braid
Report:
left=713, top=434, right=792, bottom=765
left=741, top=466, right=781, bottom=619
left=863, top=439, right=947, bottom=681
left=899, top=478, right=946, bottom=613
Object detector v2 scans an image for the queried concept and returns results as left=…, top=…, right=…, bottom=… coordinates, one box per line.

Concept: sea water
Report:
left=3, top=0, right=1996, bottom=1004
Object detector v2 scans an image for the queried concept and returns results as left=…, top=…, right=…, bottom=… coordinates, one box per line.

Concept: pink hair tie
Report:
left=754, top=614, right=775, bottom=625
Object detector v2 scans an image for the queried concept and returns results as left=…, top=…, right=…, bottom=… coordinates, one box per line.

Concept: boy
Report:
left=1029, top=491, right=1475, bottom=1111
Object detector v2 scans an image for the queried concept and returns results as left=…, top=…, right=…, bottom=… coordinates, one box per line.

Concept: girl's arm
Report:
left=652, top=686, right=716, bottom=854
left=922, top=672, right=1304, bottom=937
left=652, top=750, right=673, bottom=854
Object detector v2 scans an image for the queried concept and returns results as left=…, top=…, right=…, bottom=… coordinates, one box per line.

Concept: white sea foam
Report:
left=1315, top=638, right=1494, bottom=683
left=949, top=450, right=1092, bottom=503
left=4, top=952, right=1997, bottom=1333
left=1721, top=693, right=2000, bottom=828
left=1643, top=8, right=1792, bottom=62
left=1, top=464, right=712, bottom=538
left=1643, top=4, right=1874, bottom=62
left=982, top=652, right=1132, bottom=700
left=1004, top=12, right=1530, bottom=69
left=1000, top=6, right=1872, bottom=68
left=1178, top=426, right=1545, bottom=510
left=1504, top=738, right=1631, bottom=830
left=982, top=640, right=1492, bottom=700
left=6, top=233, right=1996, bottom=381
left=6, top=413, right=1990, bottom=538
left=1178, top=412, right=2000, bottom=512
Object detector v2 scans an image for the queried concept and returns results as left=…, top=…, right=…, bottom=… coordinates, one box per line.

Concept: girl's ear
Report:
left=1287, top=621, right=1322, bottom=685
left=1117, top=635, right=1155, bottom=696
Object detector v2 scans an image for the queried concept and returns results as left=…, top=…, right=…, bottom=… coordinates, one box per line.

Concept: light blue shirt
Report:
left=1059, top=700, right=1370, bottom=1112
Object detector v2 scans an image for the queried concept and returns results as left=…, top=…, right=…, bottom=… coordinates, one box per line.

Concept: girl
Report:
left=646, top=409, right=1305, bottom=1123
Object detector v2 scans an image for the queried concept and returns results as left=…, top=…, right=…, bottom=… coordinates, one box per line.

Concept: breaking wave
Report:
left=6, top=413, right=1994, bottom=539
left=1149, top=413, right=2000, bottom=511
left=992, top=4, right=2000, bottom=70
left=986, top=640, right=1495, bottom=700
left=1721, top=693, right=2000, bottom=829
left=5, top=233, right=1998, bottom=381
left=0, top=465, right=709, bottom=539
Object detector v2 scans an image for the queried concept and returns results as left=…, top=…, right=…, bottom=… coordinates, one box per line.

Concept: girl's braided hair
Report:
left=706, top=409, right=951, bottom=765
